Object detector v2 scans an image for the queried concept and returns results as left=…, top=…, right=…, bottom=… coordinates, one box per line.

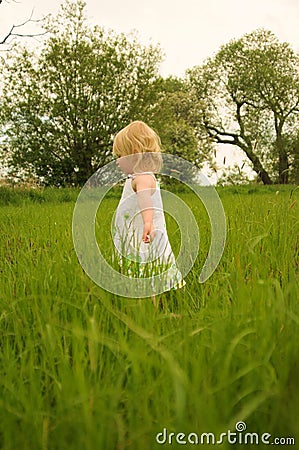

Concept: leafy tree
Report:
left=151, top=77, right=200, bottom=161
left=0, top=0, right=162, bottom=186
left=148, top=76, right=205, bottom=186
left=187, top=29, right=299, bottom=184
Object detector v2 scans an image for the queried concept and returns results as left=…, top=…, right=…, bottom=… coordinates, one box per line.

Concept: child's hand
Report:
left=143, top=222, right=155, bottom=244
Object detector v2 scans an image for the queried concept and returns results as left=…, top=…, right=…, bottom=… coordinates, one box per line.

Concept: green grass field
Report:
left=0, top=184, right=298, bottom=449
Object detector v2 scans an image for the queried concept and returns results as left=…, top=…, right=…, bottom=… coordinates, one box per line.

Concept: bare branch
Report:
left=1, top=0, right=23, bottom=5
left=0, top=9, right=48, bottom=45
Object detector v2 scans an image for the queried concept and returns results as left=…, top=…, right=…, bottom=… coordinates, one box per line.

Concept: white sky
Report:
left=1, top=0, right=299, bottom=77
left=1, top=0, right=299, bottom=180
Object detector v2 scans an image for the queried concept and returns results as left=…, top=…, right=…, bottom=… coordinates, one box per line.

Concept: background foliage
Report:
left=0, top=1, right=298, bottom=186
left=187, top=29, right=299, bottom=185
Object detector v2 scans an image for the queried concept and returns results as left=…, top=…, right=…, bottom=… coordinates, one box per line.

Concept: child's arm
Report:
left=134, top=174, right=156, bottom=243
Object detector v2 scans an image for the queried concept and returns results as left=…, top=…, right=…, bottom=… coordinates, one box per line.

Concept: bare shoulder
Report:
left=132, top=173, right=156, bottom=193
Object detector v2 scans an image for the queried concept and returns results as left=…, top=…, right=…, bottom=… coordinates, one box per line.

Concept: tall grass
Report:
left=0, top=185, right=298, bottom=449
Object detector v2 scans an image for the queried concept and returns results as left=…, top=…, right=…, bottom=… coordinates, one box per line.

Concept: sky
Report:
left=1, top=0, right=299, bottom=181
left=1, top=0, right=299, bottom=77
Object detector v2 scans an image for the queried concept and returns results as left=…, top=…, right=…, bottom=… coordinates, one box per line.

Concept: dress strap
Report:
left=129, top=172, right=156, bottom=180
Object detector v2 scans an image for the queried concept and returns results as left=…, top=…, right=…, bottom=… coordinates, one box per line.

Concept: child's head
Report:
left=113, top=121, right=162, bottom=173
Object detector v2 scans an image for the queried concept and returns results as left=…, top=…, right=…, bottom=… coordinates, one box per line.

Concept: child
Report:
left=112, top=120, right=185, bottom=300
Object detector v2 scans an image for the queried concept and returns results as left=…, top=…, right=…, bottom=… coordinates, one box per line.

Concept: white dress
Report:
left=112, top=172, right=186, bottom=292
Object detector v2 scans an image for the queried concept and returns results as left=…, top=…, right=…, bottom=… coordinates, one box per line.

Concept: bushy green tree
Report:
left=0, top=0, right=162, bottom=185
left=151, top=77, right=199, bottom=161
left=148, top=76, right=206, bottom=186
left=187, top=29, right=299, bottom=184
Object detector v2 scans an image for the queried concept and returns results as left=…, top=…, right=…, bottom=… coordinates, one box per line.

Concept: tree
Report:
left=287, top=131, right=299, bottom=184
left=151, top=77, right=200, bottom=162
left=0, top=0, right=162, bottom=186
left=187, top=29, right=299, bottom=184
left=145, top=76, right=203, bottom=186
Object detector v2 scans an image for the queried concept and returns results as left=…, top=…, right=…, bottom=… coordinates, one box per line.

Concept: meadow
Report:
left=0, top=184, right=298, bottom=450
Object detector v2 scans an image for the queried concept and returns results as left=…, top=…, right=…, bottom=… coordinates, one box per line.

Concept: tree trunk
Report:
left=278, top=151, right=289, bottom=184
left=238, top=141, right=273, bottom=185
left=204, top=122, right=273, bottom=184
left=76, top=152, right=93, bottom=186
left=250, top=155, right=273, bottom=185
left=276, top=132, right=289, bottom=184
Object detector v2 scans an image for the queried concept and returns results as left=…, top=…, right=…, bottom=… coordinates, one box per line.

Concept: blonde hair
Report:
left=113, top=120, right=162, bottom=172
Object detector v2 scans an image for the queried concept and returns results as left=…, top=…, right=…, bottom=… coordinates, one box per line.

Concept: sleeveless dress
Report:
left=112, top=172, right=186, bottom=292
